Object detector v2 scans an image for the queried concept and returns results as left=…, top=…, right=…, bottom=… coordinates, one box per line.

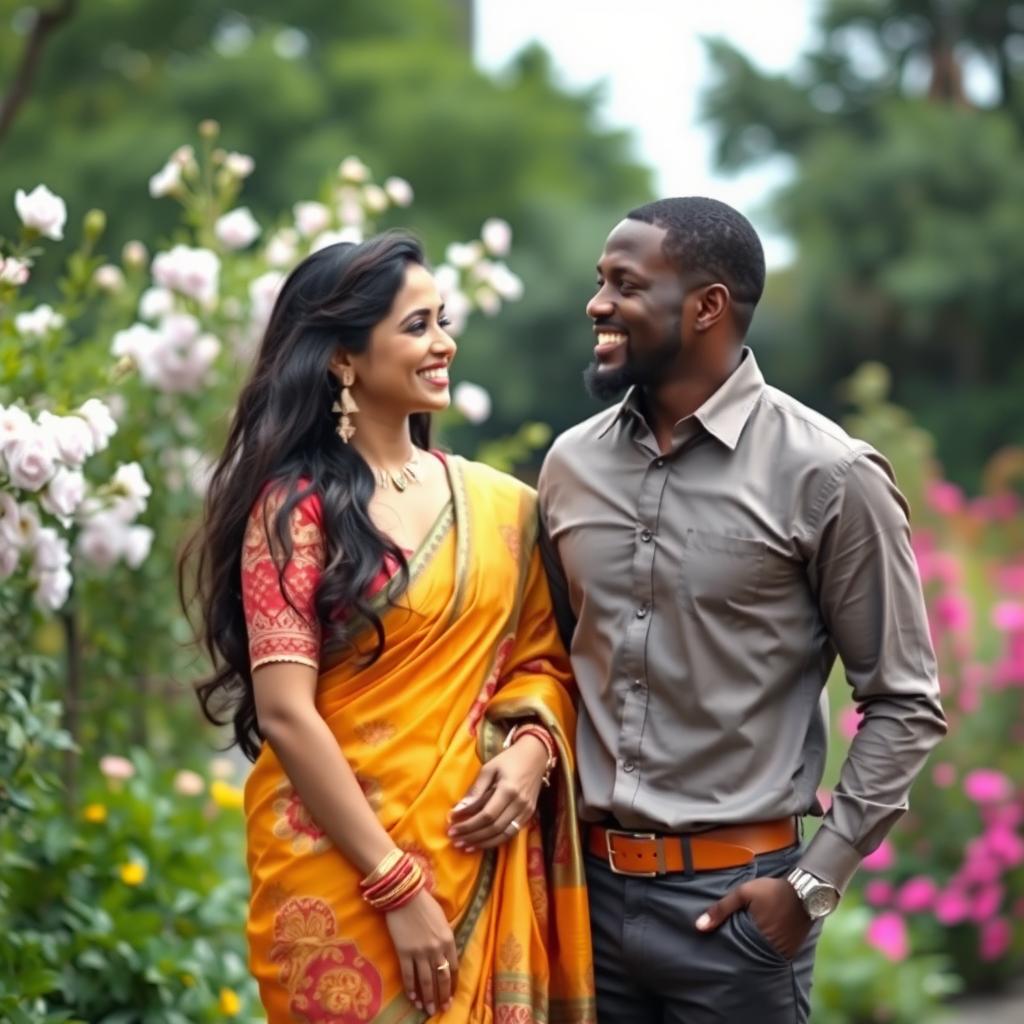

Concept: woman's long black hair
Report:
left=180, top=232, right=431, bottom=760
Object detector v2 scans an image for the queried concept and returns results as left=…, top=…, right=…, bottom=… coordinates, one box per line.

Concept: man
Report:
left=537, top=197, right=946, bottom=1022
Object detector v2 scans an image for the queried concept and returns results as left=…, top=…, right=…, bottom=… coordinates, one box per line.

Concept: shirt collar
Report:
left=597, top=346, right=765, bottom=451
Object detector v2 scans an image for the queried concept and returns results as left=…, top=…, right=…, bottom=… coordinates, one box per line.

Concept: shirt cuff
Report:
left=797, top=825, right=863, bottom=893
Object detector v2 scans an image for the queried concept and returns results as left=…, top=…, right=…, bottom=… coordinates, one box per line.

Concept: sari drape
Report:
left=244, top=456, right=595, bottom=1023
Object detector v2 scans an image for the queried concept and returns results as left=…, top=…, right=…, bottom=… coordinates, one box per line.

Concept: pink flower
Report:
left=993, top=602, right=1024, bottom=632
left=866, top=912, right=910, bottom=961
left=985, top=826, right=1024, bottom=868
left=934, top=887, right=971, bottom=925
left=862, top=838, right=895, bottom=872
left=971, top=494, right=1020, bottom=523
left=933, top=593, right=972, bottom=632
left=979, top=917, right=1012, bottom=962
left=932, top=762, right=957, bottom=788
left=964, top=769, right=1013, bottom=805
left=925, top=480, right=964, bottom=517
left=969, top=883, right=1005, bottom=923
left=895, top=876, right=938, bottom=913
left=994, top=563, right=1024, bottom=595
left=99, top=755, right=135, bottom=780
left=864, top=880, right=894, bottom=907
left=838, top=705, right=862, bottom=740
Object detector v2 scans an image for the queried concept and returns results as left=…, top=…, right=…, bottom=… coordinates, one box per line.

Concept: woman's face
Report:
left=340, top=262, right=457, bottom=419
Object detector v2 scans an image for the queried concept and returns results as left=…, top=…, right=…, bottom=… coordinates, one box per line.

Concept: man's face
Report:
left=583, top=218, right=687, bottom=401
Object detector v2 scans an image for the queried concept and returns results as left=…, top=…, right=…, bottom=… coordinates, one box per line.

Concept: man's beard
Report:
left=583, top=336, right=679, bottom=402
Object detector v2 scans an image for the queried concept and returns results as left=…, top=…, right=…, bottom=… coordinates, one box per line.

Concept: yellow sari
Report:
left=244, top=456, right=595, bottom=1023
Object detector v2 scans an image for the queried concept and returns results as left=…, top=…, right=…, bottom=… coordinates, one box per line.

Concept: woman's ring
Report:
left=505, top=819, right=521, bottom=836
left=436, top=960, right=450, bottom=974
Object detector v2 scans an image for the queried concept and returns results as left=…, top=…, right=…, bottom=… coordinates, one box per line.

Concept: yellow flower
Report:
left=118, top=861, right=146, bottom=886
left=83, top=803, right=107, bottom=823
left=210, top=780, right=244, bottom=810
left=180, top=973, right=196, bottom=988
left=219, top=987, right=241, bottom=1016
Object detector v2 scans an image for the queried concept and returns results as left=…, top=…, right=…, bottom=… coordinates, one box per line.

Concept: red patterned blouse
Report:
left=241, top=486, right=411, bottom=671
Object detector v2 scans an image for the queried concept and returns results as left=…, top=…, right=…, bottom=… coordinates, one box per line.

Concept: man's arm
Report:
left=536, top=453, right=578, bottom=654
left=798, top=449, right=948, bottom=892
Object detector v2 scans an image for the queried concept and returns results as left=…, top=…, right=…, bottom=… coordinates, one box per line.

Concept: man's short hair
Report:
left=627, top=197, right=766, bottom=326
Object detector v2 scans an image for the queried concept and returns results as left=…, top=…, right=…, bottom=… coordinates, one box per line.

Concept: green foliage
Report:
left=702, top=0, right=1024, bottom=488
left=0, top=752, right=255, bottom=1023
left=811, top=900, right=959, bottom=1024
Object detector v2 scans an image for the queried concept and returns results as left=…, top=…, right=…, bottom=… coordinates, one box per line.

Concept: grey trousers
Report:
left=585, top=842, right=821, bottom=1023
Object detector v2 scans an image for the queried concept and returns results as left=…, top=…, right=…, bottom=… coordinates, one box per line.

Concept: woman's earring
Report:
left=332, top=367, right=358, bottom=443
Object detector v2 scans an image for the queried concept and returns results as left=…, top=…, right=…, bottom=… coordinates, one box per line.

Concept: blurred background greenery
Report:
left=1, top=1, right=1022, bottom=1021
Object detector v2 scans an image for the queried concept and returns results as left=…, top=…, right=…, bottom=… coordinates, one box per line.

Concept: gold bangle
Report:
left=366, top=864, right=424, bottom=909
left=361, top=848, right=404, bottom=889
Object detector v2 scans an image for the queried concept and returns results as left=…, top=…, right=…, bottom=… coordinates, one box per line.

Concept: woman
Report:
left=184, top=232, right=594, bottom=1023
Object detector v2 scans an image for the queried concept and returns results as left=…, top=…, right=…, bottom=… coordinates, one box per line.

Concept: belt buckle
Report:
left=604, top=827, right=658, bottom=876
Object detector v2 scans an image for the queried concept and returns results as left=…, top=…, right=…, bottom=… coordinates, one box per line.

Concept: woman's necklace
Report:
left=368, top=448, right=422, bottom=492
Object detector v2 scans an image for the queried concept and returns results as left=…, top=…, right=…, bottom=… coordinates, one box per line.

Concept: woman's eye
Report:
left=439, top=316, right=452, bottom=328
left=407, top=320, right=426, bottom=333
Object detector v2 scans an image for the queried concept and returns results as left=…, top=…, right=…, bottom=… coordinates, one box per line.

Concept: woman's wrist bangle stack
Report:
left=504, top=722, right=558, bottom=787
left=360, top=850, right=425, bottom=912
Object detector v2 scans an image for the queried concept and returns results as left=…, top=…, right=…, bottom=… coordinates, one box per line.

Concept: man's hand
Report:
left=695, top=877, right=813, bottom=960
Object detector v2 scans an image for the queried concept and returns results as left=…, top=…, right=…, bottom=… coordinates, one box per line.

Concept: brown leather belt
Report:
left=587, top=818, right=799, bottom=876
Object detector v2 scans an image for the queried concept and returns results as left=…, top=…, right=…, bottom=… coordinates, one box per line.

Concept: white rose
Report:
left=0, top=256, right=30, bottom=285
left=0, top=404, right=33, bottom=452
left=112, top=322, right=163, bottom=383
left=77, top=398, right=118, bottom=452
left=14, top=184, right=67, bottom=240
left=487, top=263, right=524, bottom=302
left=93, top=264, right=126, bottom=293
left=171, top=144, right=196, bottom=169
left=432, top=264, right=459, bottom=296
left=159, top=312, right=200, bottom=347
left=293, top=201, right=331, bottom=238
left=151, top=245, right=220, bottom=307
left=265, top=228, right=298, bottom=267
left=122, top=240, right=148, bottom=268
left=0, top=540, right=18, bottom=581
left=443, top=288, right=472, bottom=337
left=338, top=156, right=370, bottom=183
left=1, top=496, right=39, bottom=548
left=249, top=271, right=285, bottom=329
left=37, top=411, right=96, bottom=468
left=149, top=161, right=181, bottom=198
left=473, top=284, right=501, bottom=316
left=33, top=526, right=71, bottom=574
left=34, top=566, right=72, bottom=611
left=215, top=207, right=261, bottom=250
left=445, top=241, right=482, bottom=269
left=0, top=491, right=22, bottom=548
left=111, top=462, right=151, bottom=516
left=5, top=427, right=58, bottom=491
left=224, top=151, right=255, bottom=178
left=481, top=218, right=512, bottom=257
left=453, top=381, right=492, bottom=424
left=362, top=184, right=389, bottom=214
left=14, top=304, right=65, bottom=338
left=123, top=525, right=154, bottom=568
left=76, top=513, right=123, bottom=570
left=41, top=466, right=86, bottom=519
left=311, top=227, right=361, bottom=253
left=384, top=176, right=414, bottom=207
left=138, top=286, right=175, bottom=321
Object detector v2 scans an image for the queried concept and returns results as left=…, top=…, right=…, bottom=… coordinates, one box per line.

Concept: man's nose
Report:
left=587, top=287, right=613, bottom=321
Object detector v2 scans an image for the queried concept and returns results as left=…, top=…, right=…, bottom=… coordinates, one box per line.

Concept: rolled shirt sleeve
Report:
left=798, top=450, right=947, bottom=891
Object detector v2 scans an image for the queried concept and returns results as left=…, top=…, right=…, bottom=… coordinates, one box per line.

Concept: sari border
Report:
left=446, top=454, right=472, bottom=628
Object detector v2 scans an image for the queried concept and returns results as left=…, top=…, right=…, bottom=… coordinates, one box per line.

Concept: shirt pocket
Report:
left=679, top=529, right=766, bottom=622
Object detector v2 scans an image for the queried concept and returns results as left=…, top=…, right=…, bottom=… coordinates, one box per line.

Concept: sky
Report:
left=474, top=0, right=819, bottom=267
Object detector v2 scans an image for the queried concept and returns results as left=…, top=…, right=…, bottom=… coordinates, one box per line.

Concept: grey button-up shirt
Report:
left=538, top=349, right=946, bottom=890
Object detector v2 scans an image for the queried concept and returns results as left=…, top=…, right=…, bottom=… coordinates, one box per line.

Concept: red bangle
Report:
left=363, top=858, right=415, bottom=901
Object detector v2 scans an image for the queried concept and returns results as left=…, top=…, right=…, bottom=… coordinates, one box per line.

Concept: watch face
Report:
left=805, top=885, right=839, bottom=919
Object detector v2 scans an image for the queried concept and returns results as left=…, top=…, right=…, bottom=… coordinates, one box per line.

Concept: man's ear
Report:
left=693, top=283, right=730, bottom=333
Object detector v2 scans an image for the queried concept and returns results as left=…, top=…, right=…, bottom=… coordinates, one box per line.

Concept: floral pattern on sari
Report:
left=272, top=781, right=331, bottom=855
left=270, top=897, right=382, bottom=1023
left=354, top=719, right=396, bottom=746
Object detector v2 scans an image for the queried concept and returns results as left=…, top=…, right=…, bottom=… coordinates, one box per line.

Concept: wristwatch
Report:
left=787, top=868, right=840, bottom=920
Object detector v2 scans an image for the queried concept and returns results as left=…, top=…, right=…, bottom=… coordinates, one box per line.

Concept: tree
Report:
left=702, top=0, right=1024, bottom=486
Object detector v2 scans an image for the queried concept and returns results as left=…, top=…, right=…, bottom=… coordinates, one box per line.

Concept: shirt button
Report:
left=631, top=678, right=643, bottom=691
left=655, top=458, right=665, bottom=468
left=640, top=529, right=653, bottom=543
left=635, top=605, right=648, bottom=619
left=623, top=760, right=636, bottom=773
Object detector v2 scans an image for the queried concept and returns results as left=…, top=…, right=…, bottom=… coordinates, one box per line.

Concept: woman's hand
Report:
left=447, top=734, right=550, bottom=851
left=384, top=889, right=459, bottom=1016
